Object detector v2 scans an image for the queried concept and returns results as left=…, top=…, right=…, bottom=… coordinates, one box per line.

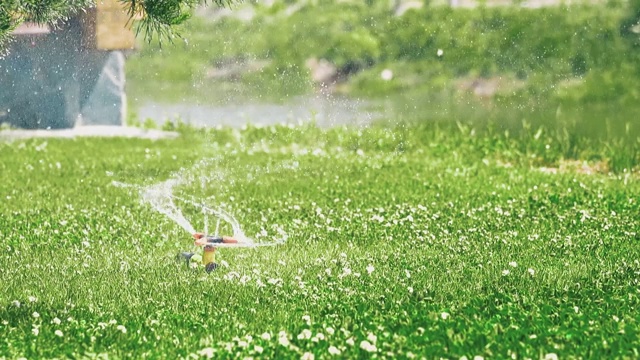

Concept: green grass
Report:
left=0, top=122, right=639, bottom=358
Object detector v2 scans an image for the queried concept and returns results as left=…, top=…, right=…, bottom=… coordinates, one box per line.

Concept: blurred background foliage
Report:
left=127, top=0, right=639, bottom=147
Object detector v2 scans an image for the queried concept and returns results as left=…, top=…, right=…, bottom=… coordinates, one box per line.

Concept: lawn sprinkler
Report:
left=178, top=232, right=248, bottom=273
left=178, top=230, right=285, bottom=273
left=173, top=202, right=285, bottom=273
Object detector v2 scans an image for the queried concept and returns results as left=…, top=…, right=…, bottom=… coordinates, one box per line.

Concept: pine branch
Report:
left=0, top=0, right=241, bottom=52
left=122, top=0, right=240, bottom=45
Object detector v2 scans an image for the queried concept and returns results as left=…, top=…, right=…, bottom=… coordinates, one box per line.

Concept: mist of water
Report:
left=140, top=180, right=197, bottom=234
left=111, top=155, right=289, bottom=248
left=112, top=179, right=197, bottom=234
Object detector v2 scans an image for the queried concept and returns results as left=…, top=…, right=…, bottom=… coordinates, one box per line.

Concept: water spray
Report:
left=112, top=179, right=285, bottom=273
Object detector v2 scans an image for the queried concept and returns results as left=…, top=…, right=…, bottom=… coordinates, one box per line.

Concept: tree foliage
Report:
left=0, top=0, right=235, bottom=53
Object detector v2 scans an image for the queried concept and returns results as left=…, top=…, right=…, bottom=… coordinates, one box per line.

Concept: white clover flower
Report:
left=441, top=312, right=450, bottom=320
left=198, top=347, right=214, bottom=358
left=508, top=261, right=518, bottom=268
left=254, top=345, right=264, bottom=354
left=346, top=337, right=355, bottom=346
left=359, top=340, right=377, bottom=352
left=473, top=356, right=485, bottom=360
left=298, top=329, right=312, bottom=340
left=544, top=354, right=558, bottom=360
left=405, top=270, right=411, bottom=278
left=366, top=264, right=375, bottom=275
left=278, top=332, right=290, bottom=346
left=328, top=345, right=341, bottom=355
left=54, top=330, right=64, bottom=337
left=437, top=49, right=444, bottom=57
left=302, top=352, right=315, bottom=360
left=32, top=312, right=40, bottom=318
left=502, top=269, right=510, bottom=276
left=32, top=326, right=39, bottom=336
left=325, top=327, right=335, bottom=335
left=408, top=286, right=414, bottom=294
left=117, top=325, right=127, bottom=334
left=52, top=317, right=61, bottom=325
left=261, top=332, right=271, bottom=341
left=528, top=268, right=535, bottom=276
left=367, top=333, right=377, bottom=344
left=302, top=314, right=311, bottom=324
left=28, top=296, right=37, bottom=302
left=11, top=300, right=20, bottom=307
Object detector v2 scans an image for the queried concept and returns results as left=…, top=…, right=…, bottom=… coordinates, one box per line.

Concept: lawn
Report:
left=0, top=122, right=638, bottom=359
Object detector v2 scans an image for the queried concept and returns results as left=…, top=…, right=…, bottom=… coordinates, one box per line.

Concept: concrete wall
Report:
left=0, top=19, right=127, bottom=129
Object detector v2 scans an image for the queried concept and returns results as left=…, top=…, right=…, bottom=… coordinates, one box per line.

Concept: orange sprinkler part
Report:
left=222, top=236, right=239, bottom=244
left=193, top=233, right=241, bottom=246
